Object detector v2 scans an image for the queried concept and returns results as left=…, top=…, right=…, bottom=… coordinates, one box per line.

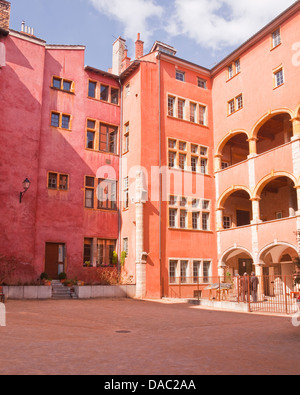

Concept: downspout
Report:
left=158, top=52, right=163, bottom=297
left=118, top=78, right=123, bottom=275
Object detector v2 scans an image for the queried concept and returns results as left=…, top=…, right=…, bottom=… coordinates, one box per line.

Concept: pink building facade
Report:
left=0, top=0, right=300, bottom=298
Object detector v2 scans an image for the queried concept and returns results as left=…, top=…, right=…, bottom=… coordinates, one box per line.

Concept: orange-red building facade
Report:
left=0, top=0, right=300, bottom=298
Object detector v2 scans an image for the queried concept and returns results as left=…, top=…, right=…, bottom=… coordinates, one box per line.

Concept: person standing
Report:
left=250, top=272, right=259, bottom=303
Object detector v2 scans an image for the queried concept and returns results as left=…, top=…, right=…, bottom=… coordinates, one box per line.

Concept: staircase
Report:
left=51, top=280, right=78, bottom=300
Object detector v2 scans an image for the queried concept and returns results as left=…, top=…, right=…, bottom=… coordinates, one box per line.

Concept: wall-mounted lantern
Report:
left=20, top=178, right=31, bottom=203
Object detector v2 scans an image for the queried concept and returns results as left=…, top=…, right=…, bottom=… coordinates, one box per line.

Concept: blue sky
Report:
left=8, top=0, right=296, bottom=72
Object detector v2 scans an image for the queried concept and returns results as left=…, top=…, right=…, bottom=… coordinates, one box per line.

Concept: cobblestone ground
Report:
left=0, top=299, right=299, bottom=375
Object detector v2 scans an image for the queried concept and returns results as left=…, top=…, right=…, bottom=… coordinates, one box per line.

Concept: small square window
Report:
left=59, top=174, right=68, bottom=190
left=198, top=78, right=207, bottom=89
left=236, top=95, right=243, bottom=110
left=176, top=70, right=185, bottom=82
left=53, top=78, right=61, bottom=89
left=63, top=80, right=72, bottom=92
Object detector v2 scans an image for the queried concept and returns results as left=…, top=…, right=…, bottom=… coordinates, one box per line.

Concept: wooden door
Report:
left=45, top=243, right=61, bottom=279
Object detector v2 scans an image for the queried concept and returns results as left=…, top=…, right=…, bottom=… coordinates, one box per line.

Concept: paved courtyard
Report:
left=0, top=299, right=299, bottom=375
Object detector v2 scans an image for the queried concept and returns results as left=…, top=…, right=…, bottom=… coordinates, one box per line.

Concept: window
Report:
left=193, top=261, right=201, bottom=283
left=168, top=96, right=175, bottom=117
left=272, top=29, right=281, bottom=48
left=99, top=123, right=118, bottom=154
left=228, top=95, right=243, bottom=115
left=236, top=95, right=243, bottom=110
left=198, top=78, right=207, bottom=89
left=169, top=208, right=177, bottom=228
left=88, top=80, right=97, bottom=98
left=51, top=111, right=71, bottom=130
left=191, top=156, right=198, bottom=172
left=190, top=103, right=197, bottom=123
left=100, top=85, right=109, bottom=101
left=85, top=176, right=95, bottom=209
left=169, top=260, right=177, bottom=283
left=52, top=76, right=74, bottom=92
left=199, top=106, right=206, bottom=126
left=203, top=261, right=211, bottom=283
left=88, top=80, right=120, bottom=105
left=123, top=238, right=129, bottom=256
left=124, top=177, right=129, bottom=209
left=227, top=59, right=241, bottom=79
left=228, top=64, right=233, bottom=79
left=83, top=238, right=93, bottom=267
left=168, top=139, right=209, bottom=174
left=61, top=115, right=70, bottom=130
left=274, top=68, right=284, bottom=88
left=228, top=100, right=235, bottom=115
left=97, top=179, right=117, bottom=210
left=97, top=239, right=116, bottom=267
left=48, top=172, right=69, bottom=191
left=126, top=84, right=130, bottom=97
left=192, top=212, right=200, bottom=230
left=179, top=153, right=186, bottom=170
left=111, top=88, right=119, bottom=105
left=223, top=216, right=231, bottom=229
left=86, top=119, right=96, bottom=149
left=202, top=212, right=210, bottom=231
left=180, top=260, right=188, bottom=283
left=51, top=112, right=60, bottom=128
left=178, top=99, right=185, bottom=120
left=85, top=176, right=117, bottom=211
left=176, top=70, right=185, bottom=82
left=168, top=151, right=176, bottom=168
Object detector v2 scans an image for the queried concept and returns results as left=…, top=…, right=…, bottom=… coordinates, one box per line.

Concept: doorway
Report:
left=45, top=243, right=65, bottom=279
left=238, top=258, right=253, bottom=276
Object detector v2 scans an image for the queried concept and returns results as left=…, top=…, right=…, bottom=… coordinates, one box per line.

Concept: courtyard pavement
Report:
left=0, top=298, right=299, bottom=375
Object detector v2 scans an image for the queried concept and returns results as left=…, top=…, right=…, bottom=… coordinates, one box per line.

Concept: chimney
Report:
left=0, top=0, right=11, bottom=34
left=112, top=36, right=126, bottom=76
left=135, top=33, right=144, bottom=59
left=121, top=49, right=131, bottom=73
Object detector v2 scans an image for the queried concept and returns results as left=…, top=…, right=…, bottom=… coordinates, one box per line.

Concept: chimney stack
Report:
left=112, top=36, right=126, bottom=76
left=0, top=0, right=11, bottom=34
left=135, top=33, right=144, bottom=59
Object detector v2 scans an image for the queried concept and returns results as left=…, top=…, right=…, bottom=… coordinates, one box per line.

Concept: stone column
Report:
left=292, top=117, right=300, bottom=138
left=214, top=155, right=222, bottom=172
left=251, top=198, right=262, bottom=224
left=135, top=170, right=147, bottom=299
left=248, top=137, right=257, bottom=158
left=216, top=208, right=224, bottom=230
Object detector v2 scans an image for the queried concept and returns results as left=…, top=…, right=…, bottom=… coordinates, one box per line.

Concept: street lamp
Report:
left=20, top=178, right=31, bottom=203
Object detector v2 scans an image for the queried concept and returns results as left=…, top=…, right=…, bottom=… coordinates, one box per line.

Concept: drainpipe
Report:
left=118, top=79, right=123, bottom=275
left=157, top=51, right=163, bottom=297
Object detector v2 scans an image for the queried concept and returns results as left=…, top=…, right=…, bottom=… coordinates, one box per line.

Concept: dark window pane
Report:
left=85, top=177, right=94, bottom=187
left=88, top=81, right=96, bottom=98
left=51, top=113, right=60, bottom=127
left=63, top=80, right=72, bottom=91
left=61, top=115, right=70, bottom=129
left=53, top=78, right=61, bottom=89
left=111, top=88, right=119, bottom=104
left=48, top=173, right=57, bottom=189
left=59, top=175, right=68, bottom=190
left=100, top=85, right=109, bottom=101
left=86, top=132, right=95, bottom=149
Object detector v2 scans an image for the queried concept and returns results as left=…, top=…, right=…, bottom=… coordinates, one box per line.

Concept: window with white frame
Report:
left=274, top=68, right=284, bottom=88
left=272, top=29, right=281, bottom=48
left=168, top=259, right=212, bottom=284
left=176, top=70, right=185, bottom=82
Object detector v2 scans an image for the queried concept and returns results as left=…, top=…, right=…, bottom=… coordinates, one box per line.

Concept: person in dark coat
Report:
left=250, top=272, right=259, bottom=303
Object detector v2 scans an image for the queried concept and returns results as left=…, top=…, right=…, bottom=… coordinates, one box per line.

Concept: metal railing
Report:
left=167, top=275, right=300, bottom=315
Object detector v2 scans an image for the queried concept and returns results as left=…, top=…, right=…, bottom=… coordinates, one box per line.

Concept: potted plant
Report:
left=58, top=272, right=67, bottom=283
left=120, top=251, right=127, bottom=267
left=40, top=272, right=51, bottom=286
